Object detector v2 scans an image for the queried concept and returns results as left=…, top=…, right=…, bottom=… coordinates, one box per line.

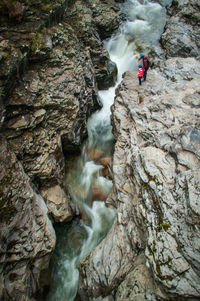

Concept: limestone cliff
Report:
left=78, top=0, right=200, bottom=300
left=0, top=0, right=120, bottom=300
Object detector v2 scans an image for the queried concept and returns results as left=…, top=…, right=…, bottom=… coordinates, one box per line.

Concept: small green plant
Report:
left=157, top=222, right=170, bottom=232
left=42, top=3, right=53, bottom=12
left=31, top=32, right=44, bottom=52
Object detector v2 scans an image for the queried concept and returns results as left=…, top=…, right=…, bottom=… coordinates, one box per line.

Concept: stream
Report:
left=47, top=1, right=169, bottom=300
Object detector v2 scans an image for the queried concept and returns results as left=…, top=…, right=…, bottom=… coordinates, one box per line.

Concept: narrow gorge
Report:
left=0, top=0, right=200, bottom=301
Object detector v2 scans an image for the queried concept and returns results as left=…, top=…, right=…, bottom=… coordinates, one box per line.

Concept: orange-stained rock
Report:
left=87, top=148, right=105, bottom=162
left=99, top=157, right=111, bottom=167
left=91, top=187, right=107, bottom=203
left=100, top=166, right=109, bottom=177
left=40, top=184, right=73, bottom=223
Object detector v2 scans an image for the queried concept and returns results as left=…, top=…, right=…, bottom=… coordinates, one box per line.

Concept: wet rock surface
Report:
left=40, top=184, right=72, bottom=223
left=79, top=58, right=200, bottom=300
left=161, top=0, right=200, bottom=58
left=78, top=27, right=200, bottom=301
left=1, top=0, right=200, bottom=300
left=0, top=136, right=56, bottom=300
left=78, top=1, right=200, bottom=299
left=0, top=0, right=120, bottom=299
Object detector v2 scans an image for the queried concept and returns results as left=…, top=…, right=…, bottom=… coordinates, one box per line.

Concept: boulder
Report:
left=99, top=157, right=112, bottom=167
left=99, top=157, right=112, bottom=178
left=90, top=187, right=107, bottom=203
left=86, top=147, right=105, bottom=163
left=40, top=184, right=73, bottom=223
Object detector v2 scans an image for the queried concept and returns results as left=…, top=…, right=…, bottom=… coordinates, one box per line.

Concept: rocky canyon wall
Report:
left=78, top=0, right=200, bottom=300
left=0, top=0, right=120, bottom=300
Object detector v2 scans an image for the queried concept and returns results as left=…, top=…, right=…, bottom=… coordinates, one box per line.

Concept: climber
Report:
left=137, top=53, right=151, bottom=81
left=137, top=64, right=144, bottom=86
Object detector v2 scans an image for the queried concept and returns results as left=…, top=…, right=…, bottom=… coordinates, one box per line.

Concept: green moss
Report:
left=143, top=178, right=164, bottom=225
left=156, top=263, right=161, bottom=276
left=156, top=263, right=173, bottom=281
left=162, top=223, right=170, bottom=231
left=16, top=49, right=23, bottom=59
left=156, top=222, right=170, bottom=232
left=0, top=88, right=5, bottom=97
left=152, top=193, right=159, bottom=204
left=42, top=3, right=53, bottom=12
left=30, top=26, right=49, bottom=52
left=31, top=32, right=45, bottom=52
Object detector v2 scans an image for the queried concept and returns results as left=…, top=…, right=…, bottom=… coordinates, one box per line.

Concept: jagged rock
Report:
left=65, top=0, right=119, bottom=90
left=0, top=136, right=55, bottom=300
left=160, top=17, right=199, bottom=58
left=78, top=57, right=200, bottom=300
left=161, top=0, right=200, bottom=58
left=0, top=0, right=72, bottom=108
left=3, top=21, right=98, bottom=158
left=0, top=0, right=25, bottom=22
left=40, top=184, right=72, bottom=223
left=1, top=0, right=120, bottom=187
left=95, top=57, right=118, bottom=90
left=0, top=0, right=120, bottom=299
left=115, top=260, right=165, bottom=301
left=65, top=0, right=120, bottom=41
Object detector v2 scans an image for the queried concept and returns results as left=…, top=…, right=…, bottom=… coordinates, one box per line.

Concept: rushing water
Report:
left=47, top=1, right=169, bottom=300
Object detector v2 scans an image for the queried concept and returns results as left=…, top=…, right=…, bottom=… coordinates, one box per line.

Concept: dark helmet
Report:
left=138, top=64, right=143, bottom=68
left=140, top=53, right=144, bottom=57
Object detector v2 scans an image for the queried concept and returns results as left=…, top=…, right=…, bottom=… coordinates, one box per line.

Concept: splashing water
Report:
left=48, top=1, right=169, bottom=300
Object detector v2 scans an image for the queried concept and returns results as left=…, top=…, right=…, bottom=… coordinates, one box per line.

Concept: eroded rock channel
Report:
left=0, top=0, right=200, bottom=300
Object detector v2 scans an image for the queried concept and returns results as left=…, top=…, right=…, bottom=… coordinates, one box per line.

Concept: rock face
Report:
left=78, top=0, right=200, bottom=298
left=0, top=0, right=120, bottom=299
left=161, top=0, right=200, bottom=57
left=79, top=58, right=200, bottom=300
left=0, top=136, right=56, bottom=300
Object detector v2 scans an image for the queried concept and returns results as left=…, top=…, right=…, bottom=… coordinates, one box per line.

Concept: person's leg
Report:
left=139, top=77, right=142, bottom=85
left=143, top=69, right=147, bottom=81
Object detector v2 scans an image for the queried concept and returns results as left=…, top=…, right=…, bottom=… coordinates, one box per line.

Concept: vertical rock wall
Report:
left=78, top=0, right=200, bottom=300
left=0, top=0, right=120, bottom=300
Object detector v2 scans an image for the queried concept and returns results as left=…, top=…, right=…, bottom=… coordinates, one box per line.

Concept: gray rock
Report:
left=0, top=136, right=56, bottom=300
left=161, top=0, right=200, bottom=58
left=0, top=0, right=120, bottom=299
left=40, top=184, right=72, bottom=223
left=78, top=57, right=200, bottom=300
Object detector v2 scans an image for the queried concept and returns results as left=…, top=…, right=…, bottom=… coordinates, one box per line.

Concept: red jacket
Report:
left=137, top=67, right=144, bottom=78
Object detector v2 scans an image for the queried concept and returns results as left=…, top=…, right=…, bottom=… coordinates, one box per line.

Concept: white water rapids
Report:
left=47, top=1, right=169, bottom=300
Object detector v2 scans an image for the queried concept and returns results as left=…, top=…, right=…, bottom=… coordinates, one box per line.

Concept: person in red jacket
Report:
left=137, top=64, right=144, bottom=86
left=138, top=53, right=151, bottom=81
